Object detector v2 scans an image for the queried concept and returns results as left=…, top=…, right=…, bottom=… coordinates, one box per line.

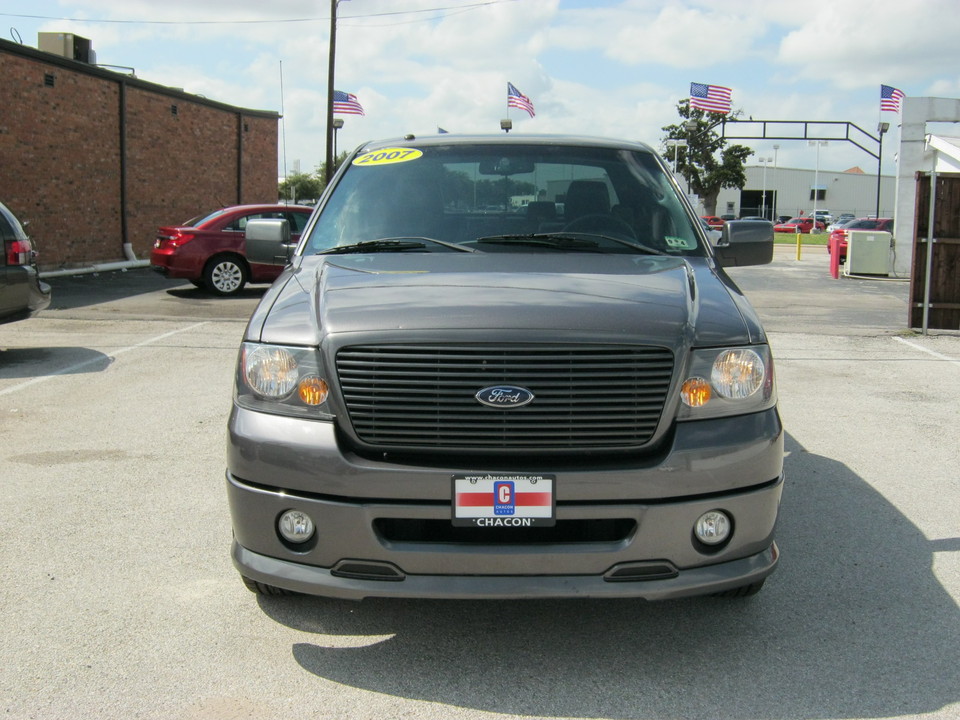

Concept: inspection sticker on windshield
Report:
left=352, top=148, right=423, bottom=167
left=452, top=474, right=555, bottom=527
left=665, top=236, right=696, bottom=249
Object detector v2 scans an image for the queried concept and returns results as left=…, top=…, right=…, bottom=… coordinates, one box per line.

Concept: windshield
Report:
left=301, top=142, right=705, bottom=257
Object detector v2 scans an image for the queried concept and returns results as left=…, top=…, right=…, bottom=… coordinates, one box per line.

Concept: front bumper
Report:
left=232, top=538, right=779, bottom=601
left=227, top=403, right=784, bottom=600
left=227, top=469, right=784, bottom=601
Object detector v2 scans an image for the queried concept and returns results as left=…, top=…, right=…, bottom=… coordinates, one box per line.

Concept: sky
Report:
left=4, top=0, right=960, bottom=178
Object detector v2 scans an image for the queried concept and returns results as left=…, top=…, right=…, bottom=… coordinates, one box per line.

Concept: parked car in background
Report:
left=699, top=217, right=722, bottom=245
left=720, top=214, right=737, bottom=221
left=828, top=217, right=894, bottom=263
left=774, top=217, right=826, bottom=234
left=0, top=200, right=51, bottom=325
left=150, top=204, right=312, bottom=295
left=812, top=209, right=832, bottom=226
left=701, top=215, right=725, bottom=230
left=826, top=213, right=856, bottom=232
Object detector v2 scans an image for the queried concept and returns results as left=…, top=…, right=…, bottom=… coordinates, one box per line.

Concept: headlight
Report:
left=678, top=345, right=776, bottom=420
left=235, top=343, right=332, bottom=418
left=244, top=345, right=299, bottom=398
left=711, top=349, right=765, bottom=399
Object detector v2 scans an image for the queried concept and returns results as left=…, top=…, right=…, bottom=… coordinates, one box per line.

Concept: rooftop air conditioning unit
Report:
left=845, top=230, right=892, bottom=276
left=38, top=32, right=94, bottom=64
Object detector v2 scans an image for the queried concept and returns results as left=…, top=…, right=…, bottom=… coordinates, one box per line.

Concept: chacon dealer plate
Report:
left=452, top=474, right=556, bottom=527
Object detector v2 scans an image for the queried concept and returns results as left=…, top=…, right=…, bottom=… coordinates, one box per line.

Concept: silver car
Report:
left=227, top=135, right=783, bottom=601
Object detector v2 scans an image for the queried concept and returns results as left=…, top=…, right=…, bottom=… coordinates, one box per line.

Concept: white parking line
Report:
left=893, top=336, right=960, bottom=367
left=0, top=322, right=209, bottom=397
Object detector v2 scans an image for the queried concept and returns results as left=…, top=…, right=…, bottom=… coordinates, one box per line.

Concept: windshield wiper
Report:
left=476, top=232, right=666, bottom=255
left=317, top=237, right=474, bottom=255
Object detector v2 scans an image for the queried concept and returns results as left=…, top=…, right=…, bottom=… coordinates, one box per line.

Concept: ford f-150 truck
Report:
left=227, top=134, right=783, bottom=601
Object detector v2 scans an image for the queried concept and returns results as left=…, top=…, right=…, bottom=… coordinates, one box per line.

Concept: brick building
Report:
left=0, top=36, right=279, bottom=270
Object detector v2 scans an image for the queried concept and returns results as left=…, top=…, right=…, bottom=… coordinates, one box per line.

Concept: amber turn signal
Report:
left=298, top=376, right=329, bottom=405
left=680, top=377, right=712, bottom=407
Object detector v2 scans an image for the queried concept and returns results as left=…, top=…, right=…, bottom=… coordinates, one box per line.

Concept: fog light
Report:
left=278, top=510, right=315, bottom=544
left=695, top=510, right=731, bottom=545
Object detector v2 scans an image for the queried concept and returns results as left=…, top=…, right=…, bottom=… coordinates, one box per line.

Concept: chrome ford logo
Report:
left=475, top=385, right=535, bottom=408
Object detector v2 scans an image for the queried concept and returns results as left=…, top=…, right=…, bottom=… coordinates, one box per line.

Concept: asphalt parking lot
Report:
left=2, top=245, right=959, bottom=719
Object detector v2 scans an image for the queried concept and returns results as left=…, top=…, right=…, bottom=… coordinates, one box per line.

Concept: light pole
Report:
left=808, top=140, right=828, bottom=231
left=772, top=144, right=780, bottom=219
left=665, top=139, right=688, bottom=178
left=332, top=118, right=344, bottom=161
left=876, top=122, right=889, bottom=218
left=759, top=157, right=773, bottom=219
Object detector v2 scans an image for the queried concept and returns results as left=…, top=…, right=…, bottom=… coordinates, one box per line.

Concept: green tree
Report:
left=278, top=172, right=323, bottom=203
left=315, top=152, right=349, bottom=193
left=662, top=102, right=753, bottom=215
left=278, top=152, right=349, bottom=203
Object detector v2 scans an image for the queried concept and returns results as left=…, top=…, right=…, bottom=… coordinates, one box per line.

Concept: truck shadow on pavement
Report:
left=259, top=434, right=960, bottom=719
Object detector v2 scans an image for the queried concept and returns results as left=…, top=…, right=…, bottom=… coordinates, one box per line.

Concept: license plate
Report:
left=452, top=474, right=555, bottom=527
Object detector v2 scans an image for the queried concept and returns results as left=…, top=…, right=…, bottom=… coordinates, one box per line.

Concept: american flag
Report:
left=333, top=90, right=365, bottom=116
left=507, top=82, right=535, bottom=118
left=881, top=85, right=905, bottom=113
left=689, top=82, right=732, bottom=114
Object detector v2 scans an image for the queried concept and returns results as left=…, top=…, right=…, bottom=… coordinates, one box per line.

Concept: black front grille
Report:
left=335, top=344, right=675, bottom=451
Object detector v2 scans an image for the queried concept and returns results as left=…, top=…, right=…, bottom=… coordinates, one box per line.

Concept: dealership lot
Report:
left=2, top=247, right=959, bottom=719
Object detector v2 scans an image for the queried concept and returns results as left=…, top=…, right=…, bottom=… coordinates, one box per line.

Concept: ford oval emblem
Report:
left=475, top=385, right=535, bottom=408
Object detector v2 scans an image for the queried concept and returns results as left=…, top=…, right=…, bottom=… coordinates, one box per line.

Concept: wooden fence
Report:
left=910, top=172, right=960, bottom=331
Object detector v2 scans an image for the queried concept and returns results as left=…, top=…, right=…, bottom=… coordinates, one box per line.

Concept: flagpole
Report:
left=280, top=61, right=287, bottom=184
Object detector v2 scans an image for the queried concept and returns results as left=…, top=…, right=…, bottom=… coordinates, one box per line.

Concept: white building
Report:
left=712, top=165, right=895, bottom=222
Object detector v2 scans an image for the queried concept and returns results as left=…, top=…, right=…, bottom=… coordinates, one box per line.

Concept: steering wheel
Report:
left=562, top=213, right=636, bottom=240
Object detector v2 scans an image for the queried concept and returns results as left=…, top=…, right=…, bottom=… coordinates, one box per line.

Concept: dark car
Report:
left=150, top=204, right=311, bottom=295
left=227, top=134, right=783, bottom=602
left=0, top=200, right=51, bottom=325
left=829, top=217, right=894, bottom=263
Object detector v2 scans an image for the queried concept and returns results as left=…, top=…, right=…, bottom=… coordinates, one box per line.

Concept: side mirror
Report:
left=245, top=218, right=293, bottom=266
left=714, top=220, right=774, bottom=267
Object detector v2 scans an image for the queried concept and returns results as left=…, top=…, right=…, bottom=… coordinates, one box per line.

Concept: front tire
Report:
left=241, top=575, right=295, bottom=596
left=204, top=255, right=247, bottom=296
left=712, top=579, right=765, bottom=598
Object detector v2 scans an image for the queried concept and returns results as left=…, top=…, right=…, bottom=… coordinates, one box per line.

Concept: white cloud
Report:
left=777, top=0, right=960, bottom=88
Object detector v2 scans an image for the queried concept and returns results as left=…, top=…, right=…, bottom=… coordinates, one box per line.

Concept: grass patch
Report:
left=774, top=233, right=829, bottom=246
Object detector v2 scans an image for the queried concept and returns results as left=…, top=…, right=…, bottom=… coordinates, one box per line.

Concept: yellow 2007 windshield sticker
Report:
left=353, top=148, right=423, bottom=167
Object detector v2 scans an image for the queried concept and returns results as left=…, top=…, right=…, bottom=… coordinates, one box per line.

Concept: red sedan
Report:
left=828, top=217, right=893, bottom=263
left=150, top=204, right=311, bottom=295
left=773, top=217, right=825, bottom=234
left=701, top=215, right=725, bottom=230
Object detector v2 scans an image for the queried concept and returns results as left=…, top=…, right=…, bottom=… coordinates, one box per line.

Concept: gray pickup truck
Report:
left=227, top=134, right=783, bottom=601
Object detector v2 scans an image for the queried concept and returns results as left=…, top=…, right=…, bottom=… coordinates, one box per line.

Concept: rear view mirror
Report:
left=478, top=157, right=536, bottom=176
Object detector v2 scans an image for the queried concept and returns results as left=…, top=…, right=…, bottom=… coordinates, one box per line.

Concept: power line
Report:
left=0, top=1, right=520, bottom=27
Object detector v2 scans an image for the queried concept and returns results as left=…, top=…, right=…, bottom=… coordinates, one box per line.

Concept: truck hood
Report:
left=245, top=253, right=763, bottom=349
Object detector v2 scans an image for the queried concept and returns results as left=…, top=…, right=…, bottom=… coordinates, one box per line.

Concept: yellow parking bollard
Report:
left=795, top=232, right=802, bottom=260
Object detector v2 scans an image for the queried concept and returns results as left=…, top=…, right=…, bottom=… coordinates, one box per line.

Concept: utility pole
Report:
left=325, top=0, right=338, bottom=184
